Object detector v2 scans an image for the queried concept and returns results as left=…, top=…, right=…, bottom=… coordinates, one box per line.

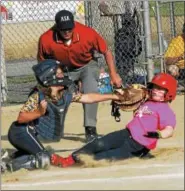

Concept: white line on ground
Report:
left=28, top=163, right=184, bottom=178
left=2, top=173, right=184, bottom=188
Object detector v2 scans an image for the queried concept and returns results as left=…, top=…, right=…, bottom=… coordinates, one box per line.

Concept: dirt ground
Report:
left=1, top=95, right=184, bottom=190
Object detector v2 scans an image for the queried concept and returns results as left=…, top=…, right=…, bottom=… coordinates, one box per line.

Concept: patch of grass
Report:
left=7, top=75, right=36, bottom=84
left=149, top=1, right=185, bottom=17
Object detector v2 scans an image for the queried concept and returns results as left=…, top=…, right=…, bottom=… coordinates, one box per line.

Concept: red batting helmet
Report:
left=148, top=73, right=177, bottom=101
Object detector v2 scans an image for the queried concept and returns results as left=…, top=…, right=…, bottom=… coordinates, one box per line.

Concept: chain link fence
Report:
left=1, top=0, right=184, bottom=105
left=1, top=1, right=86, bottom=104
left=90, top=1, right=147, bottom=85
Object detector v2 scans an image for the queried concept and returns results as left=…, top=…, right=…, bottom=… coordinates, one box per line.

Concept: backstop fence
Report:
left=0, top=0, right=184, bottom=104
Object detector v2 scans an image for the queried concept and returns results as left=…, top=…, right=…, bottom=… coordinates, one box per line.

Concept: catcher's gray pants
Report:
left=66, top=60, right=100, bottom=127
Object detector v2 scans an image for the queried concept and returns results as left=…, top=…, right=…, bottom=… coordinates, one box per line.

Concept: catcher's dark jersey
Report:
left=20, top=89, right=82, bottom=141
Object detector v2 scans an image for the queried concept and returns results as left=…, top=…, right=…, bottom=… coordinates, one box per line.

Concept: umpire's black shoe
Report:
left=85, top=126, right=98, bottom=143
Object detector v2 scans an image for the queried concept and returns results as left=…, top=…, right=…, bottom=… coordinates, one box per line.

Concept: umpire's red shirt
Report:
left=37, top=21, right=108, bottom=68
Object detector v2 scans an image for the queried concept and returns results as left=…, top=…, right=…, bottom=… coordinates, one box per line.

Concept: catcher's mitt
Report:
left=113, top=84, right=149, bottom=112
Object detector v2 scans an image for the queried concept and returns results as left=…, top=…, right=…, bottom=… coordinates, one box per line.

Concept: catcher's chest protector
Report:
left=35, top=91, right=72, bottom=141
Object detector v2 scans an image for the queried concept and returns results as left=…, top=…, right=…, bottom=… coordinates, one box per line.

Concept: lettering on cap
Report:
left=60, top=16, right=70, bottom=22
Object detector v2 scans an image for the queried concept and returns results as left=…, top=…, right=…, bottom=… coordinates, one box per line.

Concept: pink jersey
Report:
left=127, top=101, right=176, bottom=149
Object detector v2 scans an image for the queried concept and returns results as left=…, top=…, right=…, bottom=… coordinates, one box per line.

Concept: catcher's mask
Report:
left=147, top=73, right=177, bottom=101
left=32, top=59, right=73, bottom=87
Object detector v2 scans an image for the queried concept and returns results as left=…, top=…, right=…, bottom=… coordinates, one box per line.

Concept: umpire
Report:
left=37, top=10, right=122, bottom=142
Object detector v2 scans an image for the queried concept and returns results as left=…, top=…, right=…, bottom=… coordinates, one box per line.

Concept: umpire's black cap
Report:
left=55, top=10, right=75, bottom=30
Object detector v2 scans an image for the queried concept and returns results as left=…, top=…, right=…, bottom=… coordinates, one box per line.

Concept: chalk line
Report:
left=28, top=163, right=184, bottom=178
left=2, top=173, right=184, bottom=188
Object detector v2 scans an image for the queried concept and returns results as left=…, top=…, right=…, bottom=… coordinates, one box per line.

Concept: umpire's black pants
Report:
left=72, top=128, right=149, bottom=161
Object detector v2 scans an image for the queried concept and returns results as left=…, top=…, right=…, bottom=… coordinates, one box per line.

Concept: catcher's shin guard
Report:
left=7, top=152, right=50, bottom=172
left=1, top=149, right=10, bottom=173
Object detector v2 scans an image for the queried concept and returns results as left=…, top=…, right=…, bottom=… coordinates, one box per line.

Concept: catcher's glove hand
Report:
left=113, top=84, right=149, bottom=112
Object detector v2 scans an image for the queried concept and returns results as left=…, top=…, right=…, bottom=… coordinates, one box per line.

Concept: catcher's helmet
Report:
left=32, top=59, right=73, bottom=87
left=148, top=73, right=177, bottom=101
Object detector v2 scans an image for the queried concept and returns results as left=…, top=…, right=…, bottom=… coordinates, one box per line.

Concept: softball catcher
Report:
left=4, top=59, right=123, bottom=172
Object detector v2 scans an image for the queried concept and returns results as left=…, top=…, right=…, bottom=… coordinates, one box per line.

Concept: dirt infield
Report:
left=1, top=95, right=184, bottom=190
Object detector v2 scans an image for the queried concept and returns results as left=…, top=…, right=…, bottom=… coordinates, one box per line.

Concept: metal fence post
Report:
left=142, top=1, right=154, bottom=81
left=0, top=22, right=8, bottom=102
left=169, top=2, right=176, bottom=38
left=155, top=1, right=165, bottom=72
left=84, top=1, right=92, bottom=27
